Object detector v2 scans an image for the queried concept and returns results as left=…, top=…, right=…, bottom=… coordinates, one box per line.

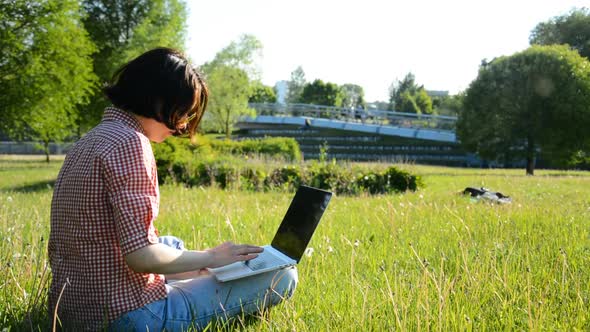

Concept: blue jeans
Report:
left=109, top=236, right=298, bottom=331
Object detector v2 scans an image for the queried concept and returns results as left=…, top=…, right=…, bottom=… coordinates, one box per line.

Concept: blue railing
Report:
left=248, top=103, right=457, bottom=131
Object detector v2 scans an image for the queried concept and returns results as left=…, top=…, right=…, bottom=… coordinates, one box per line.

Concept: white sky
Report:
left=186, top=0, right=588, bottom=102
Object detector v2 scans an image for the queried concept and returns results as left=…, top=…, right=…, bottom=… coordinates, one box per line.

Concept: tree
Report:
left=398, top=92, right=420, bottom=114
left=388, top=73, right=433, bottom=114
left=434, top=93, right=464, bottom=116
left=80, top=0, right=188, bottom=133
left=457, top=45, right=590, bottom=175
left=286, top=66, right=306, bottom=104
left=0, top=0, right=97, bottom=162
left=530, top=8, right=590, bottom=60
left=248, top=81, right=277, bottom=103
left=340, top=84, right=365, bottom=109
left=204, top=65, right=253, bottom=138
left=415, top=88, right=434, bottom=115
left=200, top=34, right=262, bottom=80
left=199, top=35, right=263, bottom=137
left=388, top=72, right=417, bottom=111
left=300, top=79, right=343, bottom=107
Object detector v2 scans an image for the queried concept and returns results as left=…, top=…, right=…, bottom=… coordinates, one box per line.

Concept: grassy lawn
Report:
left=1, top=156, right=589, bottom=330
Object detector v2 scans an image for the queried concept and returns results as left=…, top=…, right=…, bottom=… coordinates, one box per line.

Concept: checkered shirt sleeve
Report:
left=103, top=134, right=161, bottom=254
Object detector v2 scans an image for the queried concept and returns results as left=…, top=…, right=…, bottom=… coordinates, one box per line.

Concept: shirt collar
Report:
left=102, top=107, right=146, bottom=135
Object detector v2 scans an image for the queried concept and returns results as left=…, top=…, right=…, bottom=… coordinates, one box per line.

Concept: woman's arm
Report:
left=125, top=241, right=263, bottom=274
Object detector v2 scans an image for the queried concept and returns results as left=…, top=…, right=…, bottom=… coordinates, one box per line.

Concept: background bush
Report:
left=153, top=136, right=423, bottom=195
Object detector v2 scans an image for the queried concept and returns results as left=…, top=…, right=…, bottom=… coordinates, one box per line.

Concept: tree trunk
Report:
left=526, top=157, right=535, bottom=176
left=526, top=136, right=535, bottom=176
left=44, top=140, right=50, bottom=163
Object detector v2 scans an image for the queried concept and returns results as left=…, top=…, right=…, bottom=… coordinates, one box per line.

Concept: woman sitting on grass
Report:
left=48, top=48, right=297, bottom=331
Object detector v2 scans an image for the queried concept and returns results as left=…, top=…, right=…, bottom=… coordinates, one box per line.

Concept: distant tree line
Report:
left=1, top=1, right=589, bottom=175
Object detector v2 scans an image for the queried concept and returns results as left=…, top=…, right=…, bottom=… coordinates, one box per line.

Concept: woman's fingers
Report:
left=234, top=245, right=263, bottom=255
left=207, top=242, right=264, bottom=267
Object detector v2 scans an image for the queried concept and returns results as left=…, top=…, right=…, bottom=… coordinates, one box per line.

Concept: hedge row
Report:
left=152, top=135, right=302, bottom=166
left=158, top=158, right=422, bottom=195
left=153, top=136, right=422, bottom=195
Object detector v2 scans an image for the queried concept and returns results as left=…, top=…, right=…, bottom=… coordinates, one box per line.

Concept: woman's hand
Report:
left=206, top=242, right=263, bottom=268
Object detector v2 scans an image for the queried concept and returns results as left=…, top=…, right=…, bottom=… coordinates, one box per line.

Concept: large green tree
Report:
left=200, top=34, right=262, bottom=80
left=530, top=7, right=590, bottom=60
left=300, top=79, right=343, bottom=107
left=457, top=45, right=590, bottom=175
left=80, top=0, right=188, bottom=132
left=199, top=34, right=263, bottom=136
left=0, top=0, right=97, bottom=161
left=205, top=65, right=253, bottom=138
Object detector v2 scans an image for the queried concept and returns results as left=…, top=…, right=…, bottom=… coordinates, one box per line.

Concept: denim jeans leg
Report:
left=163, top=267, right=298, bottom=330
left=158, top=235, right=185, bottom=250
left=108, top=297, right=166, bottom=331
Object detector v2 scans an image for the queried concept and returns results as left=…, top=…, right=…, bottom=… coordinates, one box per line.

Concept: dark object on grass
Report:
left=463, top=187, right=512, bottom=204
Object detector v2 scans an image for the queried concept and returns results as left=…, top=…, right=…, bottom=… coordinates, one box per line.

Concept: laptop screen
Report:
left=271, top=185, right=332, bottom=262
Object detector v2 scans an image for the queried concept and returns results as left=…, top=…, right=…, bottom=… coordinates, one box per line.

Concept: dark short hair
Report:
left=103, top=47, right=208, bottom=137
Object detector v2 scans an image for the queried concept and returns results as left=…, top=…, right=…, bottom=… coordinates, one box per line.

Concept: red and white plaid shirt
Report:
left=48, top=107, right=166, bottom=330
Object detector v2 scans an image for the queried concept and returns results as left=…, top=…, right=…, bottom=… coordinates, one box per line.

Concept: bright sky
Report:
left=186, top=0, right=588, bottom=102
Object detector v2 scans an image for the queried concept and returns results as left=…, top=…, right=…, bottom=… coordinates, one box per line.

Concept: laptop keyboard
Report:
left=247, top=252, right=286, bottom=271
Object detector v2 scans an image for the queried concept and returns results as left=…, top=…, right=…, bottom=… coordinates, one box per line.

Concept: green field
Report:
left=1, top=156, right=589, bottom=330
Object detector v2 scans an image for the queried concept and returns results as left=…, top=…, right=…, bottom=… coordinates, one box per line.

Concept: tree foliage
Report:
left=0, top=0, right=97, bottom=161
left=200, top=34, right=262, bottom=80
left=433, top=93, right=464, bottom=116
left=530, top=7, right=590, bottom=60
left=414, top=88, right=434, bottom=115
left=248, top=81, right=277, bottom=103
left=286, top=66, right=306, bottom=104
left=204, top=65, right=253, bottom=138
left=340, top=84, right=365, bottom=109
left=300, top=79, right=343, bottom=107
left=389, top=73, right=417, bottom=111
left=388, top=72, right=433, bottom=114
left=398, top=91, right=420, bottom=114
left=457, top=45, right=590, bottom=175
left=199, top=35, right=263, bottom=137
left=80, top=0, right=188, bottom=132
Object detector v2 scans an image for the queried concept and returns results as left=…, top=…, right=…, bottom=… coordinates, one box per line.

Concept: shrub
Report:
left=307, top=161, right=359, bottom=195
left=211, top=137, right=302, bottom=162
left=153, top=137, right=423, bottom=195
left=356, top=166, right=422, bottom=194
left=264, top=165, right=304, bottom=191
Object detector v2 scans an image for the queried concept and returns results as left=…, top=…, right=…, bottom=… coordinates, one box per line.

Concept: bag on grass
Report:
left=463, top=187, right=512, bottom=204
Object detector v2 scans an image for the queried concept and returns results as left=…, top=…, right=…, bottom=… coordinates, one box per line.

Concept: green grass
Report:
left=1, top=156, right=589, bottom=330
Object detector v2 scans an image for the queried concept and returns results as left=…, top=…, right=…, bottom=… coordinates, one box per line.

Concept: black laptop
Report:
left=208, top=185, right=332, bottom=282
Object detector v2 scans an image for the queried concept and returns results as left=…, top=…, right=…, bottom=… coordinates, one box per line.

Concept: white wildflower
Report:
left=304, top=247, right=314, bottom=257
